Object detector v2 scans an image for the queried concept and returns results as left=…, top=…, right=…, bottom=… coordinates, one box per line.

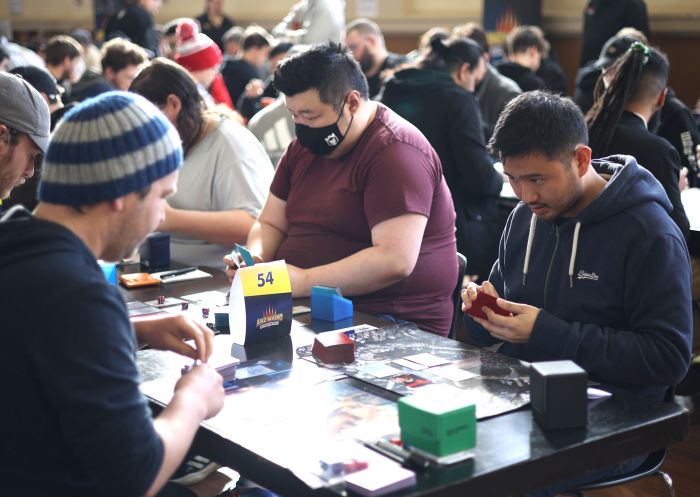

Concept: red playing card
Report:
left=464, top=292, right=511, bottom=320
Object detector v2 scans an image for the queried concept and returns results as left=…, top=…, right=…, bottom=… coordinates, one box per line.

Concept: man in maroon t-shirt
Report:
left=224, top=43, right=458, bottom=336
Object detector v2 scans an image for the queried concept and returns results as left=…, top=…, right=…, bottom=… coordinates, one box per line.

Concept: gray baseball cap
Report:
left=0, top=72, right=51, bottom=153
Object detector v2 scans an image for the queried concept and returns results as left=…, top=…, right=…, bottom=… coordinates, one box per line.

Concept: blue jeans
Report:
left=522, top=454, right=647, bottom=497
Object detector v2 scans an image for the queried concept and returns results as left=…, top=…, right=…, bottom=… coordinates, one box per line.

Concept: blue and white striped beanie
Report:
left=38, top=91, right=182, bottom=205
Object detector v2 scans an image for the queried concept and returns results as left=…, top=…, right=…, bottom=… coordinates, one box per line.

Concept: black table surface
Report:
left=128, top=265, right=689, bottom=497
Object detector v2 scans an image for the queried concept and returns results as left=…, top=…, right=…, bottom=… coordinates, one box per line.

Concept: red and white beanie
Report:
left=175, top=20, right=222, bottom=72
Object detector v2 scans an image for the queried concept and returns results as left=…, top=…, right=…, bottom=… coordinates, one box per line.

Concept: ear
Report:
left=0, top=124, right=9, bottom=149
left=656, top=88, right=668, bottom=109
left=104, top=67, right=114, bottom=81
left=347, top=90, right=362, bottom=114
left=574, top=145, right=592, bottom=177
left=366, top=34, right=379, bottom=49
left=110, top=197, right=126, bottom=212
left=161, top=94, right=182, bottom=123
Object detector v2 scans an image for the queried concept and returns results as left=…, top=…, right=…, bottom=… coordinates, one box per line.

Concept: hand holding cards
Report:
left=463, top=291, right=510, bottom=320
left=228, top=243, right=256, bottom=268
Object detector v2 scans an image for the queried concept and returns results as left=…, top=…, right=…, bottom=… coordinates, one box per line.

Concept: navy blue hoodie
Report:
left=466, top=156, right=692, bottom=400
left=0, top=207, right=163, bottom=497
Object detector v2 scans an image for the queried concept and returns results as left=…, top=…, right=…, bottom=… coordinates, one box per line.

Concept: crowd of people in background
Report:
left=0, top=0, right=699, bottom=495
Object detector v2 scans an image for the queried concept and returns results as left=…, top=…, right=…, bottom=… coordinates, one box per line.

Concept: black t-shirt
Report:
left=221, top=57, right=261, bottom=106
left=195, top=13, right=235, bottom=50
left=657, top=89, right=700, bottom=188
left=366, top=52, right=407, bottom=99
left=105, top=4, right=159, bottom=55
left=603, top=112, right=690, bottom=239
left=496, top=62, right=547, bottom=92
left=580, top=0, right=650, bottom=67
left=0, top=211, right=163, bottom=497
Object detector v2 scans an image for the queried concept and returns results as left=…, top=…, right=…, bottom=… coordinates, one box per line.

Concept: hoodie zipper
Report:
left=543, top=226, right=560, bottom=308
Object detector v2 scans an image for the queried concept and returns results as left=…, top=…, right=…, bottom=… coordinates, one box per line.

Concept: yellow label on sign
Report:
left=239, top=260, right=291, bottom=297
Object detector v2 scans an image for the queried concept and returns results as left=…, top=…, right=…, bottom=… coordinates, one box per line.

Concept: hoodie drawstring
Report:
left=522, top=214, right=537, bottom=285
left=522, top=214, right=582, bottom=289
left=569, top=222, right=581, bottom=288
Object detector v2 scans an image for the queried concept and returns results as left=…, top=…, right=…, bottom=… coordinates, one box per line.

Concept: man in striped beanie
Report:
left=0, top=91, right=225, bottom=497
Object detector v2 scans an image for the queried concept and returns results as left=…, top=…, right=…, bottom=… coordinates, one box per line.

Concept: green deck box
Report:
left=398, top=392, right=476, bottom=456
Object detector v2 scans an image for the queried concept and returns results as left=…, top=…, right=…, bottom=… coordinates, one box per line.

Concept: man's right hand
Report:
left=175, top=364, right=225, bottom=420
left=461, top=280, right=500, bottom=313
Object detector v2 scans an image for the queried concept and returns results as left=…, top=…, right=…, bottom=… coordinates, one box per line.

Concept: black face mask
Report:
left=295, top=98, right=354, bottom=156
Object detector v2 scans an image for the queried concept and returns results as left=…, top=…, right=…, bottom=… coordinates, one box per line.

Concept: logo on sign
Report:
left=256, top=305, right=284, bottom=329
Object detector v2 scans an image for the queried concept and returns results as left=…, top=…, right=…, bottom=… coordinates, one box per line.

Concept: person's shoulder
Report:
left=205, top=117, right=262, bottom=152
left=384, top=52, right=408, bottom=69
left=371, top=104, right=436, bottom=156
left=614, top=115, right=675, bottom=156
left=221, top=57, right=244, bottom=72
left=491, top=67, right=522, bottom=93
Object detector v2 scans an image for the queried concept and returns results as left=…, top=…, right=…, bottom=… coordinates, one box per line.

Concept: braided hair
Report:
left=586, top=42, right=668, bottom=156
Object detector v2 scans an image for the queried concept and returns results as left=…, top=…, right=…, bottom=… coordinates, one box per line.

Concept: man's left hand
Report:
left=132, top=313, right=214, bottom=362
left=472, top=299, right=540, bottom=343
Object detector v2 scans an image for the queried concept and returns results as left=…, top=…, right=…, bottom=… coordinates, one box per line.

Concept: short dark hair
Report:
left=45, top=35, right=81, bottom=66
left=241, top=28, right=272, bottom=51
left=101, top=37, right=147, bottom=73
left=422, top=37, right=482, bottom=74
left=129, top=58, right=205, bottom=155
left=269, top=41, right=294, bottom=60
left=273, top=42, right=369, bottom=108
left=222, top=25, right=244, bottom=44
left=506, top=26, right=548, bottom=56
left=489, top=91, right=588, bottom=162
left=345, top=18, right=383, bottom=39
left=453, top=23, right=488, bottom=53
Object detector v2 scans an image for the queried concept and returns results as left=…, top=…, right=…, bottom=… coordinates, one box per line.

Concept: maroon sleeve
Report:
left=363, top=141, right=441, bottom=228
left=269, top=144, right=295, bottom=201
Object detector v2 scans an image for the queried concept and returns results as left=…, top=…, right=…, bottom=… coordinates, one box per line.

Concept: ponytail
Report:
left=586, top=42, right=652, bottom=156
left=421, top=37, right=482, bottom=74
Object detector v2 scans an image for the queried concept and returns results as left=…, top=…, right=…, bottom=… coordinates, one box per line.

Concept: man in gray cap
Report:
left=0, top=71, right=50, bottom=200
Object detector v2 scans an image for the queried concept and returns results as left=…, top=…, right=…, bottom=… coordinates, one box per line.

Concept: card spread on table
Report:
left=357, top=363, right=403, bottom=378
left=126, top=301, right=162, bottom=317
left=292, top=305, right=311, bottom=315
left=429, top=364, right=480, bottom=382
left=180, top=290, right=228, bottom=305
left=403, top=353, right=452, bottom=368
left=391, top=358, right=428, bottom=371
left=144, top=297, right=186, bottom=308
left=345, top=462, right=416, bottom=496
left=385, top=372, right=433, bottom=389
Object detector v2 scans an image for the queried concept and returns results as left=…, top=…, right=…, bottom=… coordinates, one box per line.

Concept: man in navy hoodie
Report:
left=462, top=91, right=691, bottom=496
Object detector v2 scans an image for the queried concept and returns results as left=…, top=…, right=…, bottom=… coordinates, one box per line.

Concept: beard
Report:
left=359, top=50, right=375, bottom=74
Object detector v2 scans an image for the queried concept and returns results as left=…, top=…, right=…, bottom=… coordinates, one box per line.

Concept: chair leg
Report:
left=654, top=470, right=675, bottom=497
